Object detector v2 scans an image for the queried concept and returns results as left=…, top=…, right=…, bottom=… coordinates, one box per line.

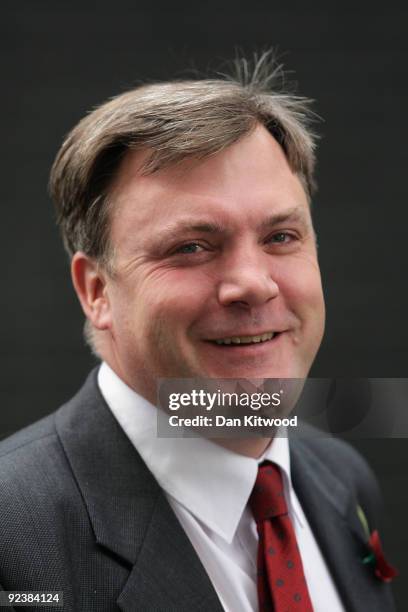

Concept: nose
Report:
left=217, top=250, right=279, bottom=309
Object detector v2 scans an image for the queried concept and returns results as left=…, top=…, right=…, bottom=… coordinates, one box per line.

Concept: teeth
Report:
left=215, top=332, right=275, bottom=345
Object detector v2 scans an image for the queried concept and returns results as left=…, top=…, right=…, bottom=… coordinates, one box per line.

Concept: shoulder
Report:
left=0, top=412, right=61, bottom=480
left=0, top=410, right=78, bottom=519
left=296, top=434, right=377, bottom=483
left=0, top=379, right=101, bottom=585
left=291, top=431, right=383, bottom=526
left=0, top=368, right=102, bottom=498
left=0, top=411, right=56, bottom=453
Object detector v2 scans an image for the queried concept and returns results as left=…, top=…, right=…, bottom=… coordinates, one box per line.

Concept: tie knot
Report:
left=249, top=461, right=287, bottom=523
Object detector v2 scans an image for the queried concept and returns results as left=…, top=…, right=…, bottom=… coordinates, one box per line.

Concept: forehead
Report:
left=109, top=124, right=310, bottom=241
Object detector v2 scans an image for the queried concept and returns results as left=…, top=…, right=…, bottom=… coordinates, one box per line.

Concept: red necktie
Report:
left=249, top=461, right=314, bottom=611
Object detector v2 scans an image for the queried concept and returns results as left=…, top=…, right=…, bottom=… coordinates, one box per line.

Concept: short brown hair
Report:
left=49, top=52, right=318, bottom=269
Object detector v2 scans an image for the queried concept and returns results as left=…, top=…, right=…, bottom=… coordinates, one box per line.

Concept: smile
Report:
left=211, top=331, right=276, bottom=345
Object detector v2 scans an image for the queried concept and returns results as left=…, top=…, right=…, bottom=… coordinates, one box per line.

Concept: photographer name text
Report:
left=168, top=415, right=298, bottom=428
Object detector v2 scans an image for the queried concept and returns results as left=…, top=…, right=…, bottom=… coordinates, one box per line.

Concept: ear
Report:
left=71, top=252, right=111, bottom=330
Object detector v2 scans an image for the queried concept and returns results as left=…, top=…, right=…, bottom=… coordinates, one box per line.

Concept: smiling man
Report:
left=0, top=55, right=395, bottom=611
left=73, top=124, right=324, bottom=395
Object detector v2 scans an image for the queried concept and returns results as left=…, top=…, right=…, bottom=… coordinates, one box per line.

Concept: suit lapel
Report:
left=290, top=438, right=394, bottom=612
left=55, top=369, right=223, bottom=612
left=117, top=493, right=224, bottom=612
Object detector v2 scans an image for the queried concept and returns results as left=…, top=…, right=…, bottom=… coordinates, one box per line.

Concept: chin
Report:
left=201, top=364, right=299, bottom=380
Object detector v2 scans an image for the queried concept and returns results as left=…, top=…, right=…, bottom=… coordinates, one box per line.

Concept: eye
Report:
left=268, top=232, right=294, bottom=244
left=174, top=242, right=204, bottom=254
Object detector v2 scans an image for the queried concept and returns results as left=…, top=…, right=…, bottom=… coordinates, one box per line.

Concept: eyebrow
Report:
left=150, top=206, right=309, bottom=245
left=256, top=207, right=310, bottom=231
left=151, top=220, right=226, bottom=245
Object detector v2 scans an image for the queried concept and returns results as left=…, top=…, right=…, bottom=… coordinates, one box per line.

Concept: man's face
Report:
left=103, top=125, right=325, bottom=398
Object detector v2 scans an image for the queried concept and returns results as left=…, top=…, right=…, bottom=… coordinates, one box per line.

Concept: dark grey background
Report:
left=2, top=1, right=407, bottom=606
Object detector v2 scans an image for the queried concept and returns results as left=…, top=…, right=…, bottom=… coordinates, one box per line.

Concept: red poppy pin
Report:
left=357, top=505, right=398, bottom=583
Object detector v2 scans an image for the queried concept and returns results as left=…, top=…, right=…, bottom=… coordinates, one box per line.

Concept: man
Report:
left=0, top=54, right=395, bottom=610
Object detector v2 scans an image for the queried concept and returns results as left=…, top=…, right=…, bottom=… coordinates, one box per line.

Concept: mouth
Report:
left=207, top=331, right=281, bottom=347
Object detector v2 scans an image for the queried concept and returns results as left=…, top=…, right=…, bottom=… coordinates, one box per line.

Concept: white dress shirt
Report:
left=98, top=362, right=345, bottom=612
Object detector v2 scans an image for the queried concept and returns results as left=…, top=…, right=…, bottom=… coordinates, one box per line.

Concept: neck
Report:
left=100, top=356, right=276, bottom=458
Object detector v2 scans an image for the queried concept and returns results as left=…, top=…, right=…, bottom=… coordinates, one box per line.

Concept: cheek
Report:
left=135, top=270, right=214, bottom=332
left=277, top=257, right=324, bottom=310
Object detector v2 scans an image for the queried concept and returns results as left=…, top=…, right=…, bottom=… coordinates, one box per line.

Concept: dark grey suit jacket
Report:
left=0, top=370, right=395, bottom=611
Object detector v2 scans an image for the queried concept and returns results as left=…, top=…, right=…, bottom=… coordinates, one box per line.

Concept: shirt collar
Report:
left=98, top=362, right=298, bottom=543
